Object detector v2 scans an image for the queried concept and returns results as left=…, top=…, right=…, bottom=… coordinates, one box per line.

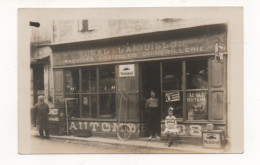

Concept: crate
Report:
left=202, top=130, right=225, bottom=149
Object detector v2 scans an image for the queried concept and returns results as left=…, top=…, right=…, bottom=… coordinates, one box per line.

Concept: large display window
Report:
left=64, top=65, right=116, bottom=119
left=162, top=61, right=183, bottom=119
left=161, top=57, right=209, bottom=121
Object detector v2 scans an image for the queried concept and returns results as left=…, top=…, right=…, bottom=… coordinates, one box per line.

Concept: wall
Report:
left=52, top=18, right=226, bottom=44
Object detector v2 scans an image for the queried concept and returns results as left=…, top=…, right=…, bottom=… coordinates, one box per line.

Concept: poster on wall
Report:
left=165, top=91, right=180, bottom=102
left=186, top=91, right=207, bottom=120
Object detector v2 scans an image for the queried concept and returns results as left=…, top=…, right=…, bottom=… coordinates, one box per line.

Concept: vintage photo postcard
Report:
left=18, top=7, right=243, bottom=154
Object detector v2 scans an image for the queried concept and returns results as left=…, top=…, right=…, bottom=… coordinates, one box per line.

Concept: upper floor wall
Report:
left=52, top=18, right=227, bottom=44
left=30, top=18, right=228, bottom=46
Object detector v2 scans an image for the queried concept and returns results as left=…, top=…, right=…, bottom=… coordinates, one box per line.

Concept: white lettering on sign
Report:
left=178, top=125, right=187, bottom=136
left=78, top=122, right=83, bottom=130
left=69, top=122, right=78, bottom=130
left=161, top=124, right=203, bottom=137
left=69, top=122, right=139, bottom=133
left=102, top=123, right=110, bottom=132
left=83, top=122, right=88, bottom=129
left=112, top=123, right=119, bottom=132
left=119, top=64, right=135, bottom=77
left=90, top=122, right=99, bottom=132
left=189, top=125, right=202, bottom=136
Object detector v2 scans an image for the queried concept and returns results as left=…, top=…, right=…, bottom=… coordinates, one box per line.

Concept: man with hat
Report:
left=34, top=95, right=50, bottom=139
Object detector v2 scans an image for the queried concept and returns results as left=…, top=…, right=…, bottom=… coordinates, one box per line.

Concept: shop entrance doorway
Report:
left=140, top=62, right=161, bottom=136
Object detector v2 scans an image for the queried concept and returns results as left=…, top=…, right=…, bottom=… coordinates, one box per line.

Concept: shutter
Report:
left=53, top=69, right=64, bottom=102
left=116, top=64, right=139, bottom=121
left=209, top=57, right=226, bottom=122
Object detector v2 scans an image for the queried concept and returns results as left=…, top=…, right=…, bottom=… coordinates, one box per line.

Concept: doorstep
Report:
left=31, top=130, right=227, bottom=153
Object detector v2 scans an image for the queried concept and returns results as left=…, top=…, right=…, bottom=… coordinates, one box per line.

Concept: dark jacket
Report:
left=35, top=102, right=49, bottom=130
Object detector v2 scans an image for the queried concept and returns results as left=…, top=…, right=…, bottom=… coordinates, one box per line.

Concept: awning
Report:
left=31, top=46, right=51, bottom=63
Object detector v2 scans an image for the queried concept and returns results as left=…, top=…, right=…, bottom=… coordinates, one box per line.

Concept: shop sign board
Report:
left=119, top=64, right=135, bottom=77
left=53, top=33, right=227, bottom=67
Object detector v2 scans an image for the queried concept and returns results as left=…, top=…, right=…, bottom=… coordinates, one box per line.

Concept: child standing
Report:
left=164, top=106, right=179, bottom=147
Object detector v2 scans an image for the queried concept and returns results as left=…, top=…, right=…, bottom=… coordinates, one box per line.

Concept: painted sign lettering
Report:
left=69, top=122, right=139, bottom=134
left=53, top=33, right=226, bottom=66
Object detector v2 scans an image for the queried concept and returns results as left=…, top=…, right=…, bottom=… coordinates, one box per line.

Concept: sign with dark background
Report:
left=53, top=33, right=226, bottom=67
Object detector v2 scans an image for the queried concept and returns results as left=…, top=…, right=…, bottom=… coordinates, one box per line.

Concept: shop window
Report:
left=99, top=66, right=116, bottom=92
left=162, top=91, right=183, bottom=119
left=63, top=66, right=116, bottom=119
left=99, top=66, right=116, bottom=118
left=186, top=58, right=208, bottom=120
left=162, top=61, right=183, bottom=119
left=65, top=69, right=80, bottom=118
left=186, top=59, right=208, bottom=89
left=162, top=62, right=182, bottom=91
left=65, top=68, right=79, bottom=93
left=82, top=94, right=97, bottom=118
left=82, top=68, right=96, bottom=92
left=64, top=94, right=80, bottom=118
left=99, top=93, right=116, bottom=118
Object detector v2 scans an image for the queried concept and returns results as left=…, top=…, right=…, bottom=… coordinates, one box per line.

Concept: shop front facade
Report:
left=50, top=24, right=227, bottom=144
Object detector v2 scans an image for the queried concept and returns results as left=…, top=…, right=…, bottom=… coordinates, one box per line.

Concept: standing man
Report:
left=35, top=95, right=50, bottom=139
left=145, top=90, right=160, bottom=140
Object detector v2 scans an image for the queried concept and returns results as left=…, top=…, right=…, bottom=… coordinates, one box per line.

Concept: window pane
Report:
left=162, top=91, right=183, bottom=119
left=82, top=94, right=97, bottom=118
left=99, top=66, right=116, bottom=92
left=99, top=93, right=116, bottom=118
left=186, top=91, right=208, bottom=120
left=65, top=68, right=79, bottom=93
left=82, top=68, right=96, bottom=92
left=162, top=61, right=182, bottom=91
left=64, top=94, right=80, bottom=118
left=186, top=59, right=208, bottom=89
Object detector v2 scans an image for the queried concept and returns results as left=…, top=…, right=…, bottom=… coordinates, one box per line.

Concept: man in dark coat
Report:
left=35, top=95, right=50, bottom=139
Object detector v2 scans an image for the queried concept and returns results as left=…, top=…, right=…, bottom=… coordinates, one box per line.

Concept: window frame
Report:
left=64, top=65, right=117, bottom=119
left=160, top=57, right=210, bottom=122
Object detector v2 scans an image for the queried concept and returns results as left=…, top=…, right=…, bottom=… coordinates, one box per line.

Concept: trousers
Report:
left=147, top=107, right=160, bottom=137
left=39, top=129, right=49, bottom=138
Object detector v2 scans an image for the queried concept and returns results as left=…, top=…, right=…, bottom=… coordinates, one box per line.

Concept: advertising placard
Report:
left=186, top=91, right=207, bottom=120
left=119, top=64, right=135, bottom=77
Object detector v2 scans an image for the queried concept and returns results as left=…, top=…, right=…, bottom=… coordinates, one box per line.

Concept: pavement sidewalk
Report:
left=31, top=130, right=228, bottom=153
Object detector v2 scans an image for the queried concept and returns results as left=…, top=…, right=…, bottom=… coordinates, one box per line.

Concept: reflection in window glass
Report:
left=82, top=68, right=96, bottom=92
left=162, top=62, right=182, bottom=91
left=65, top=68, right=79, bottom=93
left=99, top=66, right=116, bottom=91
left=82, top=94, right=97, bottom=118
left=186, top=59, right=208, bottom=89
left=162, top=91, right=183, bottom=119
left=99, top=93, right=116, bottom=118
